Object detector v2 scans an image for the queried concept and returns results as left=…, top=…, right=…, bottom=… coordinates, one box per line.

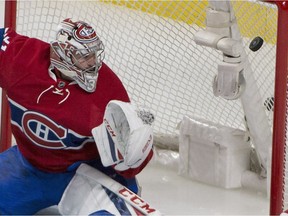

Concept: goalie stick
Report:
left=76, top=163, right=161, bottom=216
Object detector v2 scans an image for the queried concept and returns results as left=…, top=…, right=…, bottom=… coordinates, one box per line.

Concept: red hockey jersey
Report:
left=0, top=28, right=152, bottom=177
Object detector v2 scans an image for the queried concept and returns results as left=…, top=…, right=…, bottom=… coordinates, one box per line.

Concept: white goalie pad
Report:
left=92, top=100, right=153, bottom=170
left=58, top=164, right=160, bottom=215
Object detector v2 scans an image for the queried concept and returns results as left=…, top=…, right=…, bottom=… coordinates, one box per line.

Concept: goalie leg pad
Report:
left=58, top=164, right=143, bottom=215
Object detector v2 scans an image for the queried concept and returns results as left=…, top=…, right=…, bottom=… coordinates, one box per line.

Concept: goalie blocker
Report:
left=92, top=100, right=154, bottom=177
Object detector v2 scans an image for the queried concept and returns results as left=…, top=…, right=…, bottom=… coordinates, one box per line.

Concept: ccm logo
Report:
left=119, top=187, right=156, bottom=214
left=104, top=119, right=116, bottom=136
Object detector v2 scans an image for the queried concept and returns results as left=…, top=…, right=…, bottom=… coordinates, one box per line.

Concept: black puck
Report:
left=249, top=36, right=264, bottom=52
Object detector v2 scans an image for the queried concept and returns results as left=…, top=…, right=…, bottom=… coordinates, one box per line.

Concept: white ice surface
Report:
left=138, top=163, right=269, bottom=215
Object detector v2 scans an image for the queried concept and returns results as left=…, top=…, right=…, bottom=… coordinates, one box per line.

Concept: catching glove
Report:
left=92, top=100, right=153, bottom=171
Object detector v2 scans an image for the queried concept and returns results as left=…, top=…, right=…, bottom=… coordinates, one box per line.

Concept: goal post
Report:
left=2, top=0, right=288, bottom=214
left=0, top=0, right=15, bottom=152
left=269, top=1, right=288, bottom=215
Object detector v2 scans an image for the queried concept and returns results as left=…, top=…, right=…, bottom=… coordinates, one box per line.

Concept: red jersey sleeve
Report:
left=0, top=28, right=50, bottom=91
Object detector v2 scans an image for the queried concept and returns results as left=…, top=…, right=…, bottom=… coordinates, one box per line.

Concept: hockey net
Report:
left=3, top=0, right=288, bottom=214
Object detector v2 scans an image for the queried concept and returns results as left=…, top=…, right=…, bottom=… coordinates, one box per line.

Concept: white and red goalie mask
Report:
left=50, top=18, right=105, bottom=92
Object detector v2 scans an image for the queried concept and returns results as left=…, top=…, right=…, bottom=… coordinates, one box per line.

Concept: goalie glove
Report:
left=92, top=100, right=153, bottom=172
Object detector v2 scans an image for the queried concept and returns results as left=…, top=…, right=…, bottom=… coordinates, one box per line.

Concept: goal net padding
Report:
left=6, top=0, right=284, bottom=212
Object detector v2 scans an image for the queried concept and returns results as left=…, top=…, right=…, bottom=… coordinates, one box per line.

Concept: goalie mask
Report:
left=50, top=18, right=105, bottom=92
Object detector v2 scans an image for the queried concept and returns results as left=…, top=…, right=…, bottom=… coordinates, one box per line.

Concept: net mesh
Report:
left=15, top=1, right=276, bottom=138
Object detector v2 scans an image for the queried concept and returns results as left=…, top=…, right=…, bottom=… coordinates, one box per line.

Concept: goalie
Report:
left=0, top=18, right=154, bottom=214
